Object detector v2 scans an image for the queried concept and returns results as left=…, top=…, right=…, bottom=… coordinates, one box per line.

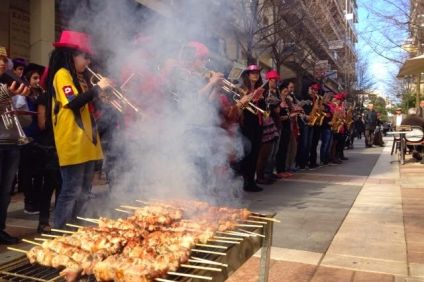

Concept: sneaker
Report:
left=24, top=208, right=40, bottom=215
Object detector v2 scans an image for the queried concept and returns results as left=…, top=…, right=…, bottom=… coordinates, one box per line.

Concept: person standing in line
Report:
left=239, top=65, right=266, bottom=192
left=364, top=103, right=377, bottom=148
left=45, top=30, right=113, bottom=228
left=0, top=51, right=31, bottom=244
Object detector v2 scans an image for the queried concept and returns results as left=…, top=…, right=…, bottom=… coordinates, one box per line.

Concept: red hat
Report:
left=334, top=93, right=345, bottom=101
left=53, top=30, right=93, bottom=55
left=186, top=41, right=209, bottom=59
left=266, top=70, right=280, bottom=80
left=311, top=83, right=321, bottom=91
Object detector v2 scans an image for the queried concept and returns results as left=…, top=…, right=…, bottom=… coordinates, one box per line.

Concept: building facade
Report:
left=0, top=0, right=357, bottom=97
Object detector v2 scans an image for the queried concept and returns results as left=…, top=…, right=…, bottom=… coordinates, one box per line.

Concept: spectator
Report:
left=364, top=103, right=377, bottom=147
left=417, top=100, right=424, bottom=119
left=401, top=108, right=424, bottom=161
left=390, top=108, right=406, bottom=131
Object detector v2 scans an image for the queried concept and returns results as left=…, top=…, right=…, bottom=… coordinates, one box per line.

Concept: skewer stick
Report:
left=234, top=223, right=263, bottom=228
left=51, top=228, right=75, bottom=234
left=120, top=205, right=140, bottom=210
left=155, top=279, right=178, bottom=282
left=76, top=216, right=99, bottom=224
left=41, top=233, right=60, bottom=238
left=213, top=235, right=243, bottom=241
left=180, top=264, right=222, bottom=272
left=215, top=231, right=248, bottom=237
left=167, top=272, right=212, bottom=280
left=115, top=208, right=132, bottom=214
left=208, top=239, right=240, bottom=244
left=190, top=257, right=228, bottom=267
left=243, top=219, right=267, bottom=224
left=191, top=249, right=226, bottom=256
left=237, top=229, right=265, bottom=238
left=249, top=215, right=280, bottom=223
left=34, top=238, right=48, bottom=242
left=135, top=199, right=148, bottom=204
left=196, top=243, right=227, bottom=249
left=22, top=239, right=42, bottom=246
left=7, top=247, right=28, bottom=254
left=66, top=223, right=83, bottom=229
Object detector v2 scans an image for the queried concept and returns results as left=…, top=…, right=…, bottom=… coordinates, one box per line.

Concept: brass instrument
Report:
left=0, top=83, right=30, bottom=145
left=86, top=67, right=140, bottom=114
left=330, top=107, right=345, bottom=133
left=203, top=69, right=270, bottom=118
left=307, top=95, right=324, bottom=126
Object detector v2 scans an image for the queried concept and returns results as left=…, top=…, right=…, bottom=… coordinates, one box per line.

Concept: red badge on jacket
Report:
left=63, top=85, right=75, bottom=100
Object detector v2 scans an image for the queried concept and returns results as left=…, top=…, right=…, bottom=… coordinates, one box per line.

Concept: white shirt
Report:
left=395, top=115, right=402, bottom=127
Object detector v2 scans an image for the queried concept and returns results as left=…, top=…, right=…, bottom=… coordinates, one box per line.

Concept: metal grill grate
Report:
left=0, top=221, right=273, bottom=281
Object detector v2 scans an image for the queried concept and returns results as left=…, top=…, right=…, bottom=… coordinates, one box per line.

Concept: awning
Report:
left=397, top=54, right=424, bottom=77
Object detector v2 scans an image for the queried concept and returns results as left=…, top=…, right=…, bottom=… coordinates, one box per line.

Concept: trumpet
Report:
left=86, top=67, right=140, bottom=114
left=204, top=70, right=269, bottom=117
left=0, top=84, right=30, bottom=145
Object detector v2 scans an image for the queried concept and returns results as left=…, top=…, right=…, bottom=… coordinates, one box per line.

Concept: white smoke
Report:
left=59, top=0, right=247, bottom=209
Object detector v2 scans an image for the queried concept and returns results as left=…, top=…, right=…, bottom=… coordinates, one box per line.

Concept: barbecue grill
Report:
left=0, top=211, right=274, bottom=282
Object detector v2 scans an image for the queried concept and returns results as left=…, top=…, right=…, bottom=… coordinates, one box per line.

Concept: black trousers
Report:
left=309, top=126, right=321, bottom=166
left=276, top=125, right=290, bottom=173
left=18, top=144, right=43, bottom=210
left=39, top=169, right=61, bottom=225
left=240, top=114, right=262, bottom=188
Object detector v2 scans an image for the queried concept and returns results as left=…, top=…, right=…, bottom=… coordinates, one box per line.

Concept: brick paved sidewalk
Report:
left=228, top=140, right=424, bottom=282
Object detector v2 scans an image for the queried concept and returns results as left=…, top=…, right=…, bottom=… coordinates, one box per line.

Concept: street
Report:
left=1, top=137, right=423, bottom=281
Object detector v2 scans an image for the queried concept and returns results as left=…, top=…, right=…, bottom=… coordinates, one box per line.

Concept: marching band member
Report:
left=319, top=93, right=334, bottom=165
left=19, top=63, right=46, bottom=215
left=329, top=93, right=346, bottom=164
left=275, top=81, right=294, bottom=178
left=285, top=80, right=300, bottom=172
left=45, top=30, right=113, bottom=228
left=256, top=70, right=280, bottom=184
left=239, top=65, right=265, bottom=192
left=297, top=82, right=319, bottom=170
left=0, top=50, right=30, bottom=244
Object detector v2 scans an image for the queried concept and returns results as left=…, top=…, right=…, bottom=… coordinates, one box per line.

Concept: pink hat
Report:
left=53, top=30, right=93, bottom=55
left=246, top=64, right=261, bottom=72
left=266, top=70, right=280, bottom=80
left=186, top=41, right=209, bottom=58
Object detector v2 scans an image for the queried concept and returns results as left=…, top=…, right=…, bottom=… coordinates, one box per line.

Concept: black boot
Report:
left=0, top=231, right=19, bottom=245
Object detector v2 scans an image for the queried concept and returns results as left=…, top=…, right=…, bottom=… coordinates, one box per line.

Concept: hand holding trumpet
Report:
left=95, top=77, right=115, bottom=91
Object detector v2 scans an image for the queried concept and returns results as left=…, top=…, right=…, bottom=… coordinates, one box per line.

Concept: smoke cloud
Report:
left=58, top=0, right=247, bottom=211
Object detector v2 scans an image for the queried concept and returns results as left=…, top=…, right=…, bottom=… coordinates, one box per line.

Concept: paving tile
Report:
left=311, top=266, right=354, bottom=282
left=352, top=271, right=394, bottom=282
left=409, top=263, right=424, bottom=277
left=253, top=247, right=323, bottom=265
left=321, top=253, right=408, bottom=276
left=408, top=251, right=424, bottom=264
left=226, top=257, right=261, bottom=282
left=268, top=260, right=316, bottom=282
